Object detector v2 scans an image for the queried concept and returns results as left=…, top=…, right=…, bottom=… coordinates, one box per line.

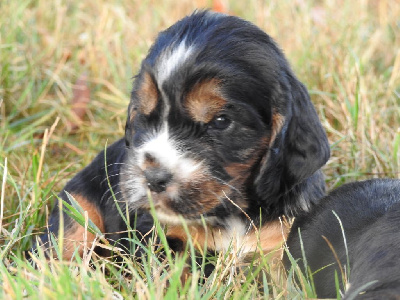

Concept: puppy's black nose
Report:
left=144, top=168, right=173, bottom=193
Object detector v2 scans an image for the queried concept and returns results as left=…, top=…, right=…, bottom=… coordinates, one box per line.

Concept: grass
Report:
left=1, top=0, right=399, bottom=298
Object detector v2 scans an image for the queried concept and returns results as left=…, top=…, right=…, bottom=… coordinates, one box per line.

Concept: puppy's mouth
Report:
left=135, top=177, right=231, bottom=225
left=139, top=191, right=185, bottom=225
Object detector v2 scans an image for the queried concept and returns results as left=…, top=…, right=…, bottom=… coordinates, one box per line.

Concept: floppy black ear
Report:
left=255, top=75, right=330, bottom=218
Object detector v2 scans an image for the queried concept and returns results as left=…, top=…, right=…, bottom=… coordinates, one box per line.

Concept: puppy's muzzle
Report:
left=144, top=167, right=173, bottom=193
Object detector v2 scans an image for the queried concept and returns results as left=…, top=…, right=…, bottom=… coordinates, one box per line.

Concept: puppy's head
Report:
left=121, top=11, right=330, bottom=225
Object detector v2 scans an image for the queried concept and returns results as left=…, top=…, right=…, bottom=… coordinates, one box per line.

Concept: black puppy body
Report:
left=285, top=179, right=400, bottom=299
left=37, top=11, right=329, bottom=261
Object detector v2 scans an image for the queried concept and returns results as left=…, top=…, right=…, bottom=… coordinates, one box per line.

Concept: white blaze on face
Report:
left=126, top=42, right=199, bottom=208
left=137, top=126, right=202, bottom=181
left=156, top=41, right=194, bottom=86
left=155, top=41, right=194, bottom=124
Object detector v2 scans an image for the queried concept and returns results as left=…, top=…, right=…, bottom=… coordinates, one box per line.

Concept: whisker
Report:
left=99, top=173, right=121, bottom=185
left=100, top=183, right=121, bottom=202
left=98, top=171, right=137, bottom=185
left=208, top=174, right=242, bottom=195
left=100, top=162, right=128, bottom=170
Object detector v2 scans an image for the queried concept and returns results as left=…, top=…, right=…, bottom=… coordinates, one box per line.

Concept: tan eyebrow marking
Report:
left=184, top=79, right=227, bottom=123
left=137, top=71, right=159, bottom=115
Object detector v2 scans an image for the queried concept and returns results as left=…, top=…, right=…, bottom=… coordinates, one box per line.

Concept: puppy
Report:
left=36, top=11, right=329, bottom=262
left=285, top=179, right=400, bottom=299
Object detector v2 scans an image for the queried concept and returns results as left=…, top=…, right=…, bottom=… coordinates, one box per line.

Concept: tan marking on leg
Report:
left=184, top=79, right=227, bottom=123
left=167, top=218, right=289, bottom=260
left=166, top=224, right=218, bottom=251
left=63, top=194, right=105, bottom=260
left=243, top=219, right=290, bottom=260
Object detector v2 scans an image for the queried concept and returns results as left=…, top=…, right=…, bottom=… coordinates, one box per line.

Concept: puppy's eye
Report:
left=208, top=115, right=232, bottom=130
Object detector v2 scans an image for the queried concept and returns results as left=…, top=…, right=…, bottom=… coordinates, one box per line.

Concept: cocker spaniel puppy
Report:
left=37, top=11, right=330, bottom=262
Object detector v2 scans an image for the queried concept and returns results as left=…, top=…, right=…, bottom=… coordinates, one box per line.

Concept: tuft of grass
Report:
left=1, top=0, right=399, bottom=298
